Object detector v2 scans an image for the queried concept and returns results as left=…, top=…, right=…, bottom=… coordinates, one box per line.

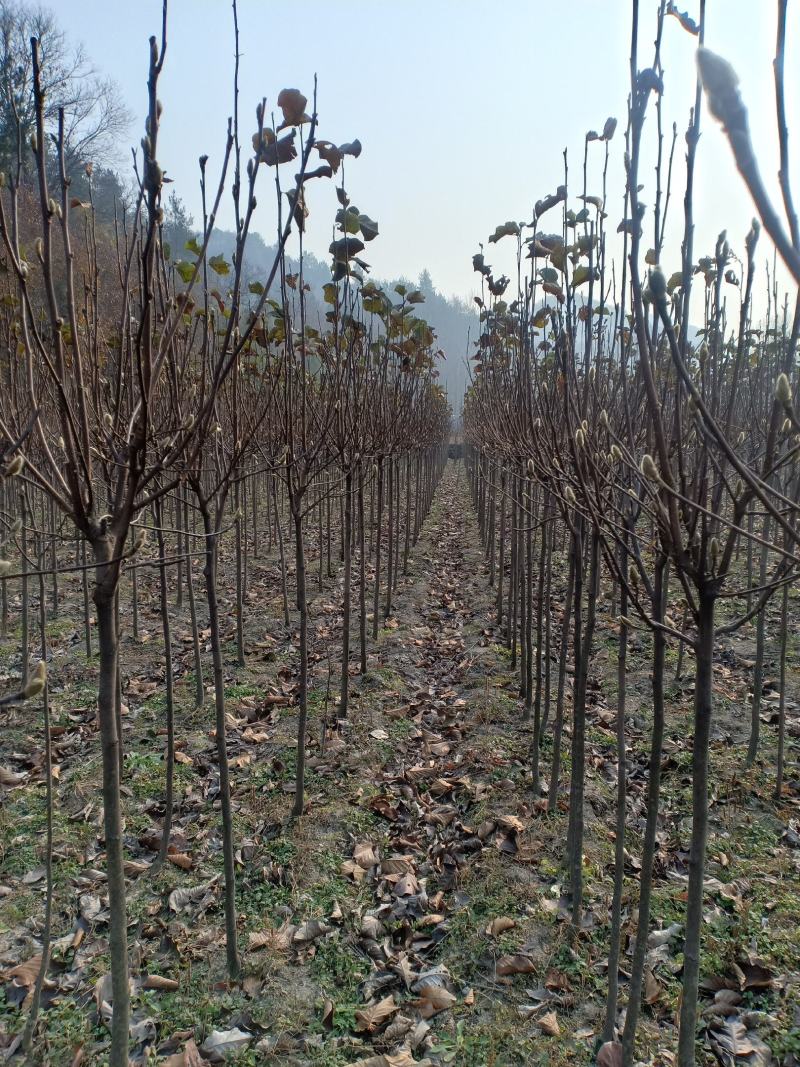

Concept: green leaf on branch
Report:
left=175, top=261, right=195, bottom=284
left=209, top=254, right=230, bottom=276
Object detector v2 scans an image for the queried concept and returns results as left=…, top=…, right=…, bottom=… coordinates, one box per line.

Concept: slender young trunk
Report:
left=23, top=571, right=53, bottom=1055
left=497, top=471, right=506, bottom=629
left=93, top=555, right=129, bottom=1066
left=130, top=553, right=139, bottom=642
left=317, top=480, right=324, bottom=591
left=372, top=459, right=384, bottom=640
left=200, top=508, right=240, bottom=980
left=605, top=539, right=629, bottom=1042
left=326, top=484, right=333, bottom=578
left=509, top=476, right=518, bottom=663
left=488, top=464, right=496, bottom=585
left=677, top=589, right=715, bottom=1067
left=524, top=482, right=534, bottom=712
left=183, top=489, right=204, bottom=708
left=385, top=457, right=394, bottom=618
left=48, top=496, right=58, bottom=618
left=292, top=499, right=309, bottom=818
left=776, top=580, right=789, bottom=798
left=548, top=547, right=575, bottom=813
left=175, top=491, right=184, bottom=612
left=272, top=474, right=290, bottom=627
left=567, top=527, right=599, bottom=927
left=234, top=478, right=245, bottom=667
left=531, top=497, right=548, bottom=797
left=20, top=493, right=29, bottom=688
left=393, top=456, right=401, bottom=590
left=358, top=463, right=368, bottom=675
left=340, top=468, right=353, bottom=717
left=746, top=515, right=771, bottom=766
left=622, top=556, right=669, bottom=1063
left=520, top=478, right=526, bottom=695
left=154, top=496, right=175, bottom=863
left=541, top=520, right=553, bottom=737
left=403, top=453, right=412, bottom=575
left=81, top=538, right=91, bottom=657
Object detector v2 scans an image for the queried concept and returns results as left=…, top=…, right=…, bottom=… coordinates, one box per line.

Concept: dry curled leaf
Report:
left=354, top=993, right=398, bottom=1032
left=538, top=1009, right=560, bottom=1036
left=277, top=88, right=310, bottom=127
left=3, top=954, right=42, bottom=988
left=485, top=916, right=516, bottom=937
left=496, top=953, right=536, bottom=976
left=597, top=1042, right=623, bottom=1067
left=142, top=973, right=179, bottom=992
left=415, top=983, right=457, bottom=1019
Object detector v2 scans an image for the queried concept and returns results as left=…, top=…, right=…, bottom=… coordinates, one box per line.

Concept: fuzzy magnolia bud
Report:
left=782, top=417, right=791, bottom=434
left=776, top=373, right=792, bottom=406
left=697, top=47, right=744, bottom=131
left=131, top=529, right=148, bottom=554
left=640, top=454, right=659, bottom=482
left=575, top=428, right=585, bottom=449
left=611, top=443, right=622, bottom=462
left=6, top=454, right=25, bottom=476
left=649, top=266, right=667, bottom=303
left=709, top=536, right=720, bottom=569
left=600, top=409, right=609, bottom=429
left=527, top=458, right=535, bottom=475
left=103, top=412, right=113, bottom=429
left=565, top=485, right=576, bottom=506
left=24, top=661, right=47, bottom=699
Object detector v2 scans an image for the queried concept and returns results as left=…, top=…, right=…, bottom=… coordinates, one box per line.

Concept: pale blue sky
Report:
left=58, top=0, right=799, bottom=312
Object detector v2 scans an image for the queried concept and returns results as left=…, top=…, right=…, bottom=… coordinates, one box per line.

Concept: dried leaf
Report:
left=485, top=916, right=516, bottom=937
left=3, top=954, right=42, bottom=987
left=354, top=993, right=398, bottom=1032
left=142, top=974, right=179, bottom=992
left=415, top=983, right=457, bottom=1019
left=538, top=1010, right=560, bottom=1036
left=597, top=1042, right=623, bottom=1067
left=496, top=953, right=536, bottom=976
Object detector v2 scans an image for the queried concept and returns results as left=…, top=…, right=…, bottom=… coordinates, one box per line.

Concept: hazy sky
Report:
left=57, top=0, right=799, bottom=312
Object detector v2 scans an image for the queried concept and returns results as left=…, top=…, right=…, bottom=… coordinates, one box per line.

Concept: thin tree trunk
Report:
left=93, top=556, right=130, bottom=1066
left=677, top=590, right=715, bottom=1067
left=200, top=508, right=240, bottom=980
left=292, top=500, right=309, bottom=818
left=155, top=496, right=175, bottom=863
left=340, top=468, right=353, bottom=717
